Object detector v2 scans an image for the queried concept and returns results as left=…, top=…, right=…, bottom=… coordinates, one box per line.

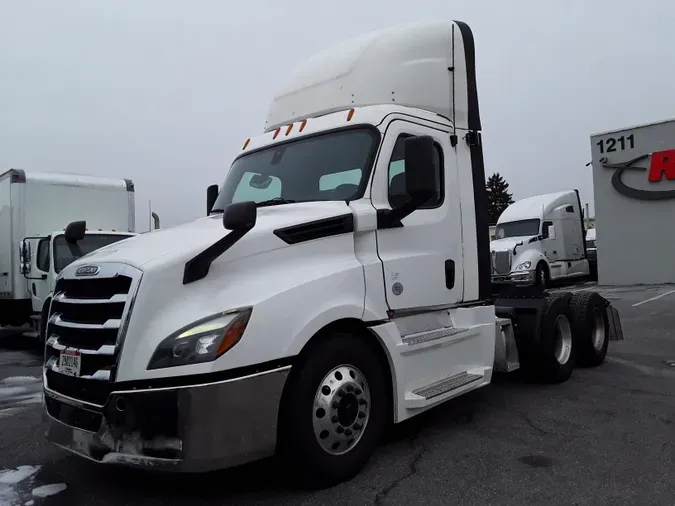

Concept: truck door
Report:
left=29, top=237, right=52, bottom=314
left=372, top=120, right=464, bottom=310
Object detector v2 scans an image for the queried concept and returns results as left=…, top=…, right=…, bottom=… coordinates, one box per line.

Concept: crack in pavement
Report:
left=373, top=433, right=427, bottom=504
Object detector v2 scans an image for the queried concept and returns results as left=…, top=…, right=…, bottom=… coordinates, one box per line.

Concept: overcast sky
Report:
left=2, top=0, right=673, bottom=230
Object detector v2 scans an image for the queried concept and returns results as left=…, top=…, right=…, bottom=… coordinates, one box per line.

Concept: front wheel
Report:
left=278, top=332, right=388, bottom=489
left=535, top=262, right=549, bottom=288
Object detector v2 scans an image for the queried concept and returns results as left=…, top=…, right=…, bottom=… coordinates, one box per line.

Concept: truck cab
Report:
left=490, top=190, right=590, bottom=287
left=41, top=21, right=619, bottom=489
left=19, top=223, right=137, bottom=340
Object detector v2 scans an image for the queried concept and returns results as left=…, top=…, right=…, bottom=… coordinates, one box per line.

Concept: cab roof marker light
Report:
left=273, top=128, right=281, bottom=139
left=346, top=108, right=355, bottom=121
left=285, top=124, right=293, bottom=136
left=242, top=138, right=251, bottom=150
left=299, top=119, right=307, bottom=132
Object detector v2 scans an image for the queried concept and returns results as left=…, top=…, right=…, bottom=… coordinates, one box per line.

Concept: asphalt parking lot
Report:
left=1, top=282, right=674, bottom=506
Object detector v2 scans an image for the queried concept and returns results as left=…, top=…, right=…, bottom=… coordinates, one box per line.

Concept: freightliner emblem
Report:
left=75, top=265, right=101, bottom=277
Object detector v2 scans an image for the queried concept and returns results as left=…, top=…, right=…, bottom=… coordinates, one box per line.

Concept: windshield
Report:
left=53, top=234, right=134, bottom=273
left=495, top=219, right=541, bottom=239
left=212, top=127, right=379, bottom=211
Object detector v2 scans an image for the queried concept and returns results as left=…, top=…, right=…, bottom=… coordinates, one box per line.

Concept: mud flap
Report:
left=606, top=305, right=624, bottom=341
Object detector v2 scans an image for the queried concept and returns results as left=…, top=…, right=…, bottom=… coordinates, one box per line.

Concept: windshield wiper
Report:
left=256, top=198, right=297, bottom=208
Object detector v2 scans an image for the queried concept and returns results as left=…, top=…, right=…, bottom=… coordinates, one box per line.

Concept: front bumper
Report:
left=43, top=366, right=290, bottom=472
left=491, top=270, right=534, bottom=285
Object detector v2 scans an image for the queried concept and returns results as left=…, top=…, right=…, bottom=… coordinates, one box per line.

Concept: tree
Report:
left=486, top=172, right=515, bottom=225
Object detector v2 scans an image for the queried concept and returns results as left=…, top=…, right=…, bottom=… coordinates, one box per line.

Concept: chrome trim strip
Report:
left=112, top=268, right=143, bottom=379
left=53, top=292, right=128, bottom=304
left=47, top=337, right=115, bottom=356
left=109, top=365, right=292, bottom=396
left=82, top=370, right=112, bottom=381
left=42, top=365, right=293, bottom=411
left=53, top=316, right=121, bottom=330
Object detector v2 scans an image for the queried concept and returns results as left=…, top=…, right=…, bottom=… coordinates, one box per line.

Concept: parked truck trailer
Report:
left=0, top=169, right=137, bottom=336
left=42, top=21, right=622, bottom=489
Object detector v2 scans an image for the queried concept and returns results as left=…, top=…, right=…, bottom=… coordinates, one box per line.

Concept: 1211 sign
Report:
left=596, top=134, right=635, bottom=154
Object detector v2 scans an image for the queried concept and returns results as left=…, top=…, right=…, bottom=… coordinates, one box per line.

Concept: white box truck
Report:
left=490, top=190, right=590, bottom=287
left=42, top=21, right=623, bottom=488
left=0, top=169, right=137, bottom=337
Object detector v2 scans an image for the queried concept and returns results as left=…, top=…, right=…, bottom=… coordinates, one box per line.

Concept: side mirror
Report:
left=65, top=221, right=86, bottom=243
left=19, top=240, right=31, bottom=275
left=223, top=201, right=257, bottom=231
left=547, top=225, right=556, bottom=240
left=206, top=184, right=219, bottom=215
left=404, top=135, right=436, bottom=204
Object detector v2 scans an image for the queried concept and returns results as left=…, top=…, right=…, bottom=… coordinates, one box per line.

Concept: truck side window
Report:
left=541, top=221, right=553, bottom=239
left=388, top=134, right=444, bottom=209
left=36, top=238, right=50, bottom=272
left=232, top=172, right=282, bottom=202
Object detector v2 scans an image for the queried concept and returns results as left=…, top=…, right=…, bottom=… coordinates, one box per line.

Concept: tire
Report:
left=526, top=295, right=576, bottom=383
left=535, top=262, right=549, bottom=288
left=570, top=292, right=609, bottom=368
left=278, top=332, right=388, bottom=489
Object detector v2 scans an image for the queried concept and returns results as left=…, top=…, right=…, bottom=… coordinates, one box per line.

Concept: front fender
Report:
left=512, top=249, right=547, bottom=272
left=116, top=234, right=368, bottom=381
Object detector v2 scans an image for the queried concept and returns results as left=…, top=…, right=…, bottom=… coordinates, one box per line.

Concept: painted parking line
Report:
left=631, top=289, right=675, bottom=307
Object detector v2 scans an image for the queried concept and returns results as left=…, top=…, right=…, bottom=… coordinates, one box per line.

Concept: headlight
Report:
left=147, top=308, right=252, bottom=370
left=515, top=261, right=531, bottom=271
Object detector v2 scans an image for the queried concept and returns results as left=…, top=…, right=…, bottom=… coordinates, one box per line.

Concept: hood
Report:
left=66, top=201, right=353, bottom=271
left=490, top=236, right=536, bottom=253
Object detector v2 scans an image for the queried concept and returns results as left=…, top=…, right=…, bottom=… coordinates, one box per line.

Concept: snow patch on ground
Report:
left=0, top=465, right=67, bottom=506
left=0, top=466, right=40, bottom=485
left=0, top=377, right=39, bottom=386
left=31, top=484, right=67, bottom=498
left=0, top=377, right=42, bottom=419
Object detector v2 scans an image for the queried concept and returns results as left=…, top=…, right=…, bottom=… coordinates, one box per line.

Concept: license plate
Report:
left=59, top=349, right=81, bottom=377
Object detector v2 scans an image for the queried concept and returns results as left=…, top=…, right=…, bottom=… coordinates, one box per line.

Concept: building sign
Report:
left=601, top=149, right=675, bottom=200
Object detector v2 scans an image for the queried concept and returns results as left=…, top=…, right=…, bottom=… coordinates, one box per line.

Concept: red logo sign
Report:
left=602, top=149, right=675, bottom=200
left=648, top=149, right=675, bottom=182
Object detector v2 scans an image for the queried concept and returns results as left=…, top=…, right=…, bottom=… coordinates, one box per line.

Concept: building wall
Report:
left=590, top=118, right=675, bottom=285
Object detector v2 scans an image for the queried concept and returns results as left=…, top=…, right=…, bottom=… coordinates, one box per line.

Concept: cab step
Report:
left=404, top=369, right=487, bottom=409
left=397, top=326, right=476, bottom=355
left=23, top=331, right=39, bottom=338
left=30, top=315, right=41, bottom=321
left=401, top=326, right=467, bottom=346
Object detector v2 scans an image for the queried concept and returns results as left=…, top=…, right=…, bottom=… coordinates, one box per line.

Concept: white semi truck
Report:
left=490, top=190, right=590, bottom=287
left=0, top=169, right=137, bottom=338
left=42, top=21, right=622, bottom=488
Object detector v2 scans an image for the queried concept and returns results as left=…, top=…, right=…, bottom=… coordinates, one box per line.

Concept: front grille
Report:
left=492, top=250, right=512, bottom=275
left=44, top=263, right=142, bottom=406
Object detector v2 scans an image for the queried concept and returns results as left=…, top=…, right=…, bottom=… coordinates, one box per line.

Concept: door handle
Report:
left=445, top=259, right=455, bottom=289
left=1, top=272, right=7, bottom=276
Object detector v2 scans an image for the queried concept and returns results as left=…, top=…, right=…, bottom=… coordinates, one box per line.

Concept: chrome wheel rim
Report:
left=591, top=307, right=606, bottom=351
left=554, top=315, right=573, bottom=365
left=312, top=364, right=370, bottom=456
